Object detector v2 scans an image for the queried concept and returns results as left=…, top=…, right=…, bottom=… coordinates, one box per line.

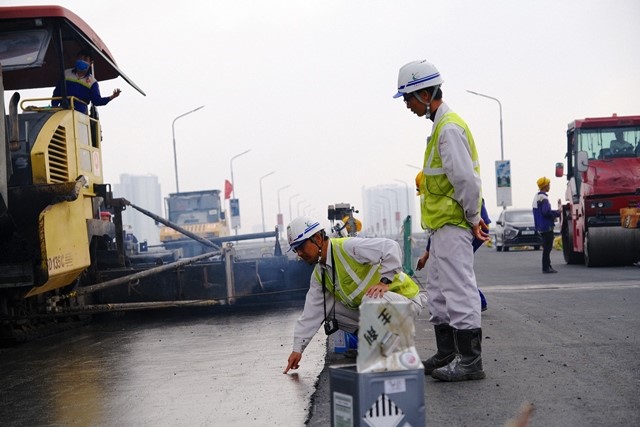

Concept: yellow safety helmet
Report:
left=537, top=176, right=550, bottom=190
left=341, top=216, right=362, bottom=233
left=415, top=171, right=424, bottom=195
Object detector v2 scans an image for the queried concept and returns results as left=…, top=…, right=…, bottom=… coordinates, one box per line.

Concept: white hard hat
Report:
left=287, top=216, right=323, bottom=251
left=393, top=60, right=443, bottom=98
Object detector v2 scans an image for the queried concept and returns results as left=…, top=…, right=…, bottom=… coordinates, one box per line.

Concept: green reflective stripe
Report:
left=331, top=238, right=420, bottom=305
left=333, top=244, right=377, bottom=301
left=332, top=239, right=375, bottom=308
left=419, top=111, right=481, bottom=231
left=312, top=240, right=421, bottom=308
left=313, top=265, right=354, bottom=308
left=422, top=147, right=443, bottom=175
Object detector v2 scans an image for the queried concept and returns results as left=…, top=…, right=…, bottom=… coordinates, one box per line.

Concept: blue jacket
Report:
left=52, top=68, right=112, bottom=114
left=532, top=192, right=559, bottom=233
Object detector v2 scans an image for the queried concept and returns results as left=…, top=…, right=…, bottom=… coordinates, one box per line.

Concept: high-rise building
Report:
left=114, top=174, right=162, bottom=245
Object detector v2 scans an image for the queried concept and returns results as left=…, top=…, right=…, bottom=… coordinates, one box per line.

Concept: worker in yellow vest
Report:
left=283, top=216, right=427, bottom=374
left=394, top=59, right=490, bottom=382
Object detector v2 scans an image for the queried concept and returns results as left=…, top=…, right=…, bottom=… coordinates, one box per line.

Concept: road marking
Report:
left=481, top=280, right=640, bottom=292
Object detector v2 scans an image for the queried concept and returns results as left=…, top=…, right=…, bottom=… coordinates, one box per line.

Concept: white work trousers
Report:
left=329, top=291, right=427, bottom=333
left=426, top=224, right=481, bottom=329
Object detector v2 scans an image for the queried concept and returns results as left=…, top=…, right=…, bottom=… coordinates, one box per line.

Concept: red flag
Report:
left=224, top=179, right=233, bottom=200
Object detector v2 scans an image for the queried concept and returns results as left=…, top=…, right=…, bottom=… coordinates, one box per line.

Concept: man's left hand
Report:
left=366, top=282, right=389, bottom=298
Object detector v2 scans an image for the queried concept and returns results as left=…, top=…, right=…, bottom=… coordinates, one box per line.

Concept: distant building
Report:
left=114, top=174, right=162, bottom=245
left=361, top=184, right=415, bottom=236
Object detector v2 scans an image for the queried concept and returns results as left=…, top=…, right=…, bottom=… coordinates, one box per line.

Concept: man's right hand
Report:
left=416, top=250, right=430, bottom=271
left=283, top=351, right=302, bottom=374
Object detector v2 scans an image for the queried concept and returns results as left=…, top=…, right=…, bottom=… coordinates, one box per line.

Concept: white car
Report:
left=494, top=208, right=542, bottom=252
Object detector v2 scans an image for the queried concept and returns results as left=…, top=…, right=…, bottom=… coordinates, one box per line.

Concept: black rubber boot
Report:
left=423, top=324, right=456, bottom=375
left=431, top=328, right=485, bottom=382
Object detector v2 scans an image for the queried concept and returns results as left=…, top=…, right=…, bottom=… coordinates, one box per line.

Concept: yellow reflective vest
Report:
left=418, top=111, right=481, bottom=231
left=313, top=238, right=420, bottom=310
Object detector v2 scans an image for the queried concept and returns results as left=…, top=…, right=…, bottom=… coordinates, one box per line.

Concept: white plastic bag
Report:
left=356, top=299, right=423, bottom=373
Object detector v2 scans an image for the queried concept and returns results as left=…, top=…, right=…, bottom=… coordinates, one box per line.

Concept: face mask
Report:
left=75, top=60, right=90, bottom=71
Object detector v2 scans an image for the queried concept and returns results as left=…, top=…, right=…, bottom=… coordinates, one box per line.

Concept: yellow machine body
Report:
left=24, top=106, right=103, bottom=296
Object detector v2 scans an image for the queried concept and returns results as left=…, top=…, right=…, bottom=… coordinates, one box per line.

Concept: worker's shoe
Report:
left=479, top=290, right=488, bottom=312
left=423, top=324, right=456, bottom=375
left=543, top=267, right=558, bottom=273
left=431, top=328, right=485, bottom=382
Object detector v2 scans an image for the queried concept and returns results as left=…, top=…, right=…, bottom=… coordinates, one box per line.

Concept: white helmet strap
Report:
left=414, top=84, right=440, bottom=119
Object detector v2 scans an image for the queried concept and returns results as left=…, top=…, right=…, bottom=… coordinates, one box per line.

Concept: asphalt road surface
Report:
left=307, top=245, right=640, bottom=426
left=0, top=245, right=637, bottom=426
left=0, top=305, right=327, bottom=426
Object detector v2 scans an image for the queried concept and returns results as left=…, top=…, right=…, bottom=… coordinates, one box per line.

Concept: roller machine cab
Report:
left=555, top=114, right=640, bottom=267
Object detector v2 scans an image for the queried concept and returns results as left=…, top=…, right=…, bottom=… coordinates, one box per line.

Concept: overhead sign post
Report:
left=495, top=160, right=512, bottom=209
left=230, top=198, right=241, bottom=230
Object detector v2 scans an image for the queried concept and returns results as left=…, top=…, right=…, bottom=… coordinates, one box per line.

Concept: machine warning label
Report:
left=363, top=393, right=405, bottom=427
left=333, top=391, right=353, bottom=427
left=47, top=253, right=72, bottom=271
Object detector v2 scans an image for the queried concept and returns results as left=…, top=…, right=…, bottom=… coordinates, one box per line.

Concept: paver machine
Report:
left=1, top=6, right=312, bottom=343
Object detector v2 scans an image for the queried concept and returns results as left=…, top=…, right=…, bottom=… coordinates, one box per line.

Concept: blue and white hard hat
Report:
left=287, top=216, right=323, bottom=251
left=393, top=59, right=444, bottom=99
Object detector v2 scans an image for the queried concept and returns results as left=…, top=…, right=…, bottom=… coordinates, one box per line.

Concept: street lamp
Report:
left=288, top=193, right=300, bottom=223
left=379, top=194, right=392, bottom=235
left=385, top=188, right=400, bottom=234
left=259, top=171, right=276, bottom=234
left=394, top=179, right=411, bottom=216
left=172, top=105, right=204, bottom=193
left=374, top=203, right=386, bottom=235
left=230, top=149, right=251, bottom=200
left=229, top=149, right=251, bottom=235
left=296, top=199, right=307, bottom=216
left=466, top=90, right=504, bottom=161
left=276, top=185, right=291, bottom=236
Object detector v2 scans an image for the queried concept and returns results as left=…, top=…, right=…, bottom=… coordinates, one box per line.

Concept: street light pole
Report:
left=466, top=90, right=504, bottom=161
left=229, top=149, right=251, bottom=235
left=379, top=194, right=392, bottom=235
left=288, top=193, right=300, bottom=223
left=276, top=185, right=291, bottom=236
left=172, top=105, right=205, bottom=193
left=385, top=188, right=400, bottom=234
left=230, top=149, right=251, bottom=200
left=296, top=199, right=307, bottom=217
left=259, top=171, right=276, bottom=234
left=394, top=179, right=411, bottom=216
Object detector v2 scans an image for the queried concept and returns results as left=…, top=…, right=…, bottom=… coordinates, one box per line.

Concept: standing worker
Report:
left=282, top=216, right=427, bottom=374
left=394, top=59, right=489, bottom=382
left=52, top=48, right=121, bottom=114
left=532, top=177, right=561, bottom=273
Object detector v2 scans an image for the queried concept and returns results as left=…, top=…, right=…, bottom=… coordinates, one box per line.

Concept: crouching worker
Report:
left=283, top=216, right=427, bottom=374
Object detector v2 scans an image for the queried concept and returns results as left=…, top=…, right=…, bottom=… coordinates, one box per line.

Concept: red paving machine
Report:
left=555, top=114, right=640, bottom=266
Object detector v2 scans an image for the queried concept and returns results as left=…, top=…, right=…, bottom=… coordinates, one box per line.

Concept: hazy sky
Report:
left=7, top=0, right=640, bottom=233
